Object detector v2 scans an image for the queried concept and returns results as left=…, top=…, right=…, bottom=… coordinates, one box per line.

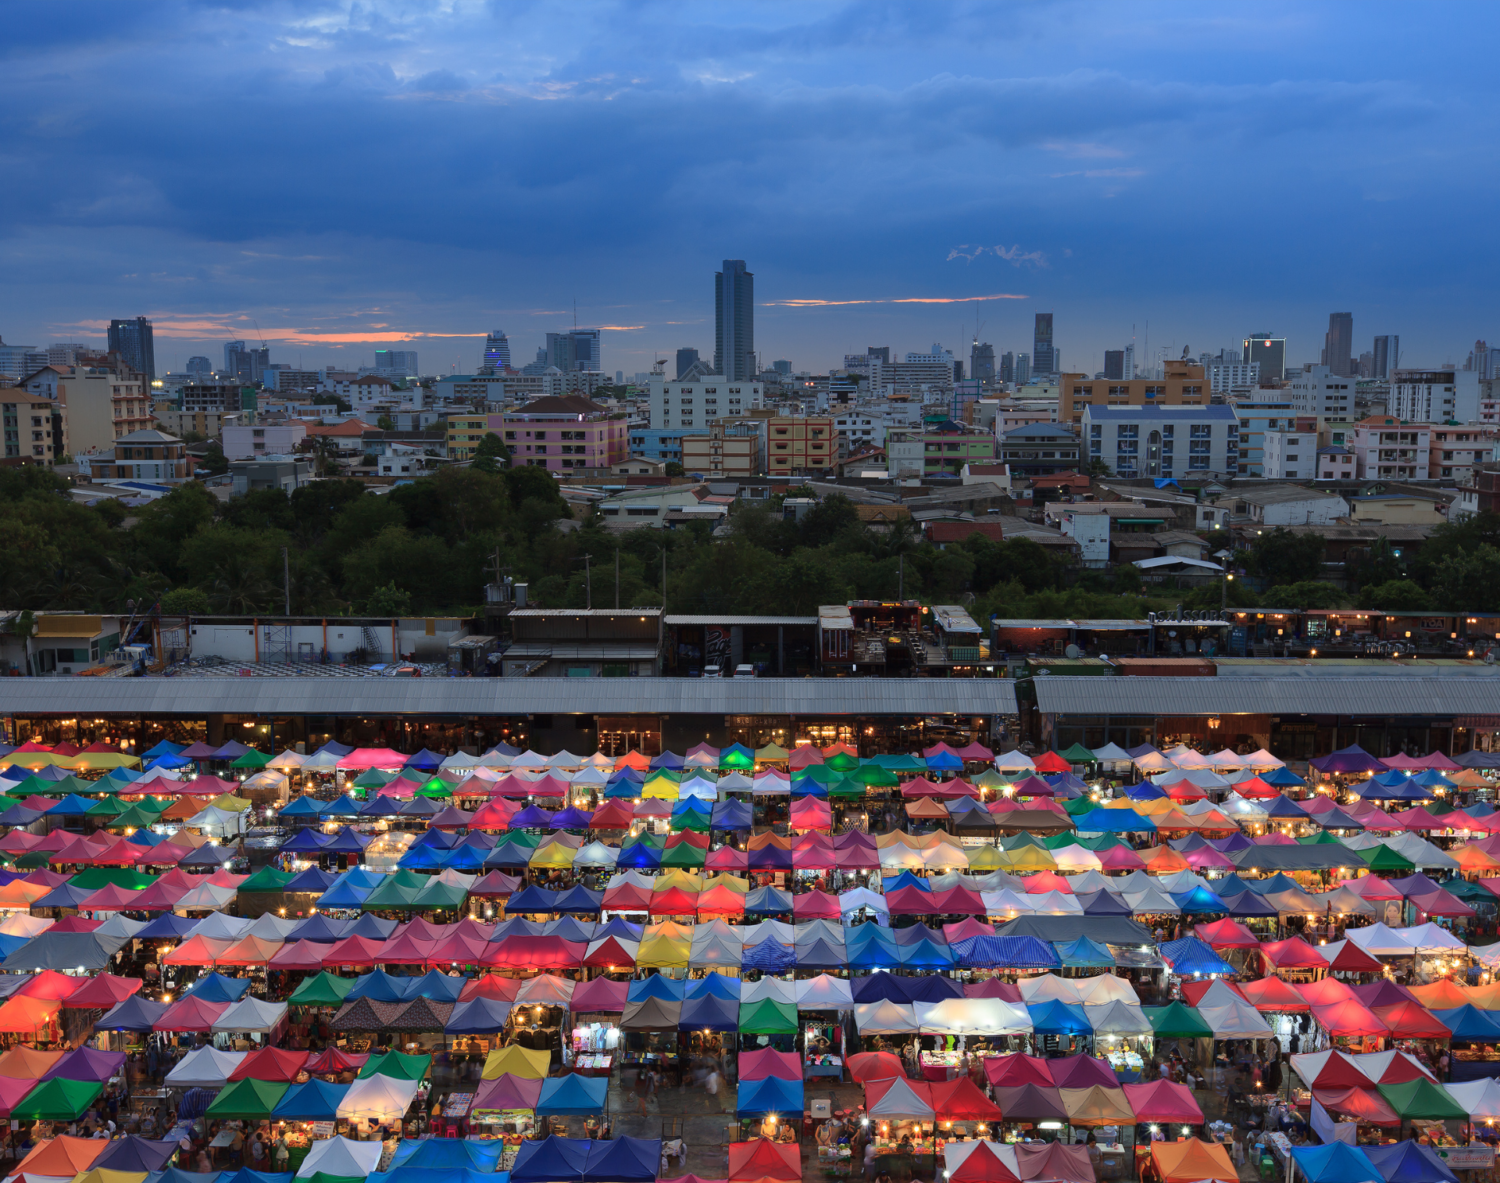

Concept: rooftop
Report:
left=1233, top=484, right=1345, bottom=506
left=1082, top=405, right=1238, bottom=422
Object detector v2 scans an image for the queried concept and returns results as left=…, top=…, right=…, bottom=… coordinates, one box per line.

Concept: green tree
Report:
left=1357, top=579, right=1434, bottom=611
left=160, top=586, right=212, bottom=614
left=1083, top=458, right=1112, bottom=478
left=1245, top=527, right=1325, bottom=587
left=664, top=462, right=685, bottom=477
left=377, top=415, right=396, bottom=431
left=1430, top=544, right=1500, bottom=611
left=362, top=581, right=412, bottom=616
left=201, top=443, right=229, bottom=475
left=1258, top=581, right=1349, bottom=608
left=471, top=432, right=510, bottom=473
left=797, top=495, right=862, bottom=548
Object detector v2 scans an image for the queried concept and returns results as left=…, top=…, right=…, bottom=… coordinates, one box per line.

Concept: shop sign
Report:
left=1439, top=1146, right=1495, bottom=1170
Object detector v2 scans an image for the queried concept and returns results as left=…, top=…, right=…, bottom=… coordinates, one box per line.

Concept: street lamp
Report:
left=1221, top=571, right=1234, bottom=612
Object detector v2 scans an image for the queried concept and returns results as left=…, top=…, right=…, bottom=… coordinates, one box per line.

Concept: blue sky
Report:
left=2, top=0, right=1496, bottom=377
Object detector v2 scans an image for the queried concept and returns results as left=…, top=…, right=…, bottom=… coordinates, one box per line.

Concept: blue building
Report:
left=629, top=428, right=685, bottom=464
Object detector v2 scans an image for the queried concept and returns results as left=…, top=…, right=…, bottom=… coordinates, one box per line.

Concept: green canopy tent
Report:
left=1377, top=1078, right=1467, bottom=1120
left=1297, top=832, right=1343, bottom=846
left=358, top=1050, right=432, bottom=1080
left=1364, top=846, right=1417, bottom=873
left=110, top=800, right=167, bottom=830
left=502, top=830, right=541, bottom=850
left=871, top=754, right=927, bottom=774
left=1146, top=1003, right=1213, bottom=1040
left=70, top=868, right=156, bottom=891
left=238, top=866, right=296, bottom=893
left=410, top=875, right=469, bottom=910
left=856, top=765, right=900, bottom=788
left=824, top=752, right=861, bottom=773
left=720, top=746, right=755, bottom=772
left=660, top=843, right=707, bottom=869
left=826, top=773, right=868, bottom=800
left=1042, top=833, right=1084, bottom=851
left=1058, top=743, right=1097, bottom=765
left=206, top=1078, right=290, bottom=1119
left=11, top=852, right=48, bottom=870
left=669, top=813, right=712, bottom=836
left=230, top=749, right=272, bottom=770
left=361, top=871, right=430, bottom=911
left=974, top=770, right=1010, bottom=789
left=288, top=972, right=355, bottom=1007
left=83, top=795, right=130, bottom=819
left=1076, top=833, right=1129, bottom=851
left=738, top=998, right=798, bottom=1034
left=1063, top=797, right=1098, bottom=817
left=417, top=777, right=452, bottom=800
left=10, top=774, right=98, bottom=799
left=1001, top=833, right=1048, bottom=851
left=12, top=1078, right=103, bottom=1121
left=352, top=769, right=397, bottom=789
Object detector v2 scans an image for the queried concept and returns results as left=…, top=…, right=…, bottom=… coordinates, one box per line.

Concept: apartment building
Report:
left=1261, top=430, right=1320, bottom=480
left=446, top=396, right=627, bottom=472
left=998, top=423, right=1080, bottom=476
left=650, top=375, right=763, bottom=431
left=1313, top=446, right=1356, bottom=481
left=1059, top=361, right=1209, bottom=426
left=221, top=422, right=308, bottom=460
left=1351, top=416, right=1432, bottom=480
left=152, top=404, right=241, bottom=440
left=681, top=422, right=764, bottom=478
left=20, top=364, right=149, bottom=455
left=0, top=397, right=64, bottom=465
left=1282, top=365, right=1356, bottom=419
left=87, top=429, right=190, bottom=483
left=1082, top=405, right=1238, bottom=479
left=1429, top=425, right=1496, bottom=480
left=765, top=416, right=835, bottom=477
left=1390, top=367, right=1480, bottom=423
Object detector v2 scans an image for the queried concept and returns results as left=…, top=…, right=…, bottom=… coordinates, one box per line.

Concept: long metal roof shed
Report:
left=0, top=678, right=1018, bottom=718
left=1033, top=675, right=1500, bottom=717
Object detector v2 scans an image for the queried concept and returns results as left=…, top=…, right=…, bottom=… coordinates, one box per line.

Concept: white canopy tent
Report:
left=337, top=1076, right=422, bottom=1125
left=211, top=997, right=288, bottom=1034
left=853, top=1000, right=918, bottom=1034
left=1084, top=1001, right=1153, bottom=1037
left=164, top=1046, right=246, bottom=1089
left=297, top=1136, right=386, bottom=1178
left=916, top=998, right=1032, bottom=1036
left=795, top=974, right=855, bottom=1010
left=741, top=976, right=797, bottom=1005
left=1344, top=922, right=1468, bottom=957
left=1195, top=980, right=1275, bottom=1038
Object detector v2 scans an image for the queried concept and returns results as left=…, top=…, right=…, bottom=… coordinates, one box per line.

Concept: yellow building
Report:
left=446, top=414, right=490, bottom=461
left=1059, top=361, right=1210, bottom=426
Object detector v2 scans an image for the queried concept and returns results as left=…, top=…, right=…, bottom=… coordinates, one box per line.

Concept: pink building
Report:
left=499, top=395, right=627, bottom=473
left=1429, top=424, right=1498, bottom=481
left=1351, top=415, right=1430, bottom=480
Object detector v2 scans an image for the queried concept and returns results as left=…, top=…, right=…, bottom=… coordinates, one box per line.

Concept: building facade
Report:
left=1390, top=368, right=1481, bottom=423
left=107, top=317, right=156, bottom=379
left=715, top=260, right=755, bottom=381
left=1283, top=365, right=1356, bottom=419
left=650, top=376, right=763, bottom=431
left=88, top=429, right=189, bottom=482
left=0, top=397, right=64, bottom=465
left=21, top=364, right=150, bottom=456
left=1352, top=416, right=1432, bottom=480
left=1082, top=404, right=1238, bottom=479
left=998, top=422, right=1080, bottom=477
left=765, top=416, right=835, bottom=477
left=221, top=423, right=308, bottom=460
left=1242, top=334, right=1286, bottom=382
left=681, top=421, right=764, bottom=478
left=1059, top=361, right=1209, bottom=426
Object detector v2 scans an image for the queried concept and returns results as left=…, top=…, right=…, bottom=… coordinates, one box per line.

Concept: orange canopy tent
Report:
left=0, top=1046, right=62, bottom=1078
left=1151, top=1140, right=1237, bottom=1183
left=0, top=995, right=58, bottom=1035
left=14, top=1136, right=107, bottom=1177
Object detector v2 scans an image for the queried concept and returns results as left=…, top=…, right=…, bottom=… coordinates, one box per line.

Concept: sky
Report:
left=2, top=0, right=1498, bottom=378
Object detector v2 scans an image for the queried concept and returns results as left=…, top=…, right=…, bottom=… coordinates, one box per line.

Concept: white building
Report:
left=1232, top=485, right=1349, bottom=526
left=1261, top=430, right=1319, bottom=480
left=1313, top=445, right=1357, bottom=481
left=1282, top=365, right=1355, bottom=419
left=1207, top=361, right=1259, bottom=394
left=1081, top=404, right=1239, bottom=479
left=1054, top=507, right=1111, bottom=567
left=649, top=374, right=763, bottom=431
left=221, top=422, right=308, bottom=460
left=1391, top=367, right=1481, bottom=423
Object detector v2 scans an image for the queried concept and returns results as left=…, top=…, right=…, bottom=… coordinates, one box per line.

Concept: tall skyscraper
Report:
left=185, top=356, right=212, bottom=375
left=224, top=341, right=268, bottom=384
left=1104, top=350, right=1125, bottom=380
left=0, top=338, right=47, bottom=381
left=971, top=341, right=996, bottom=383
left=374, top=349, right=419, bottom=377
left=1323, top=312, right=1353, bottom=377
left=1372, top=335, right=1399, bottom=381
left=1015, top=353, right=1032, bottom=386
left=482, top=330, right=511, bottom=371
left=546, top=329, right=601, bottom=373
left=1242, top=333, right=1285, bottom=382
left=772, top=359, right=792, bottom=376
left=1032, top=314, right=1054, bottom=377
left=108, top=316, right=155, bottom=379
left=999, top=352, right=1015, bottom=384
left=675, top=347, right=700, bottom=380
left=715, top=260, right=754, bottom=380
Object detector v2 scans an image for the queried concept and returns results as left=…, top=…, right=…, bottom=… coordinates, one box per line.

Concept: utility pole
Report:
left=282, top=547, right=291, bottom=615
left=899, top=554, right=904, bottom=600
left=614, top=548, right=620, bottom=609
left=583, top=555, right=592, bottom=610
left=1221, top=570, right=1233, bottom=612
left=662, top=548, right=668, bottom=611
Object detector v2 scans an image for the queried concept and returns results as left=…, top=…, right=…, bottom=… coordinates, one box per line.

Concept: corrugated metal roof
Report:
left=1034, top=675, right=1500, bottom=717
left=0, top=677, right=1017, bottom=717
left=664, top=616, right=819, bottom=626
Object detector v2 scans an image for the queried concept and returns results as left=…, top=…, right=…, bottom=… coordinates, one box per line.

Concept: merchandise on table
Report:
left=1104, top=1049, right=1143, bottom=1073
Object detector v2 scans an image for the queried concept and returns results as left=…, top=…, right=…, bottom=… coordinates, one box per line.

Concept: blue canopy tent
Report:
left=397, top=798, right=443, bottom=818
left=926, top=751, right=963, bottom=773
left=650, top=752, right=685, bottom=770
left=509, top=1136, right=590, bottom=1183
left=359, top=796, right=404, bottom=817
left=892, top=923, right=945, bottom=945
left=1056, top=936, right=1117, bottom=967
left=319, top=794, right=363, bottom=816
left=46, top=794, right=99, bottom=816
left=882, top=871, right=931, bottom=893
left=789, top=778, right=828, bottom=798
left=403, top=749, right=446, bottom=771
left=445, top=998, right=513, bottom=1034
left=1220, top=892, right=1281, bottom=919
left=323, top=828, right=372, bottom=855
left=736, top=1076, right=805, bottom=1118
left=151, top=1170, right=223, bottom=1183
left=490, top=918, right=542, bottom=940
left=1362, top=1140, right=1458, bottom=1183
left=793, top=938, right=848, bottom=970
left=904, top=975, right=964, bottom=1002
left=742, top=938, right=796, bottom=973
left=390, top=1140, right=505, bottom=1172
left=342, top=913, right=397, bottom=939
left=594, top=917, right=644, bottom=943
left=346, top=969, right=416, bottom=1002
left=1214, top=873, right=1259, bottom=895
left=852, top=973, right=913, bottom=1004
left=541, top=917, right=597, bottom=943
left=145, top=755, right=194, bottom=771
left=1159, top=936, right=1236, bottom=976
left=285, top=914, right=348, bottom=943
left=1125, top=783, right=1168, bottom=802
left=316, top=741, right=355, bottom=757
left=614, top=845, right=662, bottom=871
left=135, top=914, right=199, bottom=941
left=507, top=885, right=568, bottom=913
left=627, top=976, right=686, bottom=1003
left=846, top=929, right=901, bottom=970
left=142, top=741, right=185, bottom=759
left=747, top=846, right=793, bottom=871
left=94, top=996, right=168, bottom=1032
left=1262, top=796, right=1309, bottom=820
left=34, top=883, right=96, bottom=909
left=897, top=939, right=954, bottom=970
left=397, top=846, right=449, bottom=872
left=1171, top=887, right=1229, bottom=915
left=1026, top=1000, right=1092, bottom=1036
left=952, top=934, right=1061, bottom=970
left=91, top=1138, right=181, bottom=1173
left=270, top=1079, right=348, bottom=1121
left=279, top=830, right=331, bottom=854
left=184, top=974, right=251, bottom=1003
left=678, top=994, right=740, bottom=1031
left=710, top=800, right=753, bottom=829
left=277, top=797, right=325, bottom=821
left=511, top=805, right=556, bottom=829
left=1432, top=1006, right=1500, bottom=1040
left=581, top=1138, right=662, bottom=1183
left=1077, top=890, right=1132, bottom=916
left=555, top=886, right=605, bottom=914
left=1259, top=766, right=1305, bottom=787
left=408, top=970, right=465, bottom=1002
left=687, top=972, right=742, bottom=1000
left=744, top=886, right=793, bottom=914
left=1072, top=808, right=1157, bottom=833
left=283, top=868, right=339, bottom=894
left=0, top=805, right=43, bottom=827
left=536, top=1075, right=609, bottom=1116
left=1287, top=1143, right=1381, bottom=1183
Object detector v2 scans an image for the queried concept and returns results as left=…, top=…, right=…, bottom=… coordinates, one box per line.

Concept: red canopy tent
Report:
left=1031, top=752, right=1071, bottom=774
left=845, top=1051, right=905, bottom=1083
left=1194, top=918, right=1259, bottom=949
left=929, top=886, right=987, bottom=915
left=727, top=1140, right=801, bottom=1182
left=1372, top=1001, right=1452, bottom=1039
left=1311, top=1000, right=1388, bottom=1038
left=983, top=1053, right=1054, bottom=1088
left=738, top=1049, right=802, bottom=1081
left=947, top=1142, right=1021, bottom=1183
left=930, top=1077, right=1002, bottom=1120
left=791, top=890, right=840, bottom=920
left=1259, top=937, right=1329, bottom=969
left=1121, top=1080, right=1204, bottom=1123
left=1239, top=977, right=1309, bottom=1013
left=1311, top=1086, right=1399, bottom=1125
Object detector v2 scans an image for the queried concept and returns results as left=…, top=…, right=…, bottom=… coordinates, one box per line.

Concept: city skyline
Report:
left=1, top=1, right=1497, bottom=375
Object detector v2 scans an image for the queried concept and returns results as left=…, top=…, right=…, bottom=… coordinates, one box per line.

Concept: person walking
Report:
left=706, top=1065, right=726, bottom=1113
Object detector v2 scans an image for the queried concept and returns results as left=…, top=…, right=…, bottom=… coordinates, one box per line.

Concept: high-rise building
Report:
left=1103, top=351, right=1125, bottom=381
left=1466, top=340, right=1497, bottom=380
left=186, top=356, right=212, bottom=375
left=46, top=343, right=88, bottom=367
left=675, top=348, right=700, bottom=380
left=546, top=329, right=601, bottom=373
left=108, top=317, right=155, bottom=379
left=772, top=360, right=792, bottom=376
left=715, top=260, right=754, bottom=381
left=483, top=330, right=511, bottom=371
left=1032, top=314, right=1054, bottom=377
left=1015, top=353, right=1032, bottom=386
left=1242, top=333, right=1285, bottom=382
left=971, top=341, right=996, bottom=383
left=1323, top=312, right=1353, bottom=377
left=999, top=352, right=1015, bottom=384
left=0, top=338, right=47, bottom=382
left=867, top=347, right=890, bottom=365
left=224, top=341, right=268, bottom=385
left=374, top=349, right=419, bottom=378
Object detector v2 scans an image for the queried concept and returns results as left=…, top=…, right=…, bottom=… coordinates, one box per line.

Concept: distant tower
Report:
left=1372, top=335, right=1399, bottom=381
left=715, top=260, right=755, bottom=381
left=1324, top=313, right=1353, bottom=377
left=483, top=330, right=511, bottom=372
left=1032, top=313, right=1054, bottom=377
left=108, top=316, right=156, bottom=379
left=970, top=341, right=996, bottom=383
left=675, top=347, right=700, bottom=380
left=186, top=356, right=212, bottom=375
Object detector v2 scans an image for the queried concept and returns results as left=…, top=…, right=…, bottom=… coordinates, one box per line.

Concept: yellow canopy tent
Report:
left=635, top=932, right=690, bottom=969
left=207, top=794, right=253, bottom=812
left=652, top=870, right=704, bottom=893
left=528, top=844, right=577, bottom=869
left=481, top=1044, right=550, bottom=1080
left=1005, top=846, right=1058, bottom=872
left=875, top=830, right=923, bottom=849
left=700, top=873, right=750, bottom=893
left=1052, top=847, right=1103, bottom=873
left=641, top=778, right=679, bottom=801
left=964, top=846, right=1007, bottom=872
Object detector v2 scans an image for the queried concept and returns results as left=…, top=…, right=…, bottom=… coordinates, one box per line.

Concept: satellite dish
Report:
left=1064, top=644, right=1081, bottom=659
